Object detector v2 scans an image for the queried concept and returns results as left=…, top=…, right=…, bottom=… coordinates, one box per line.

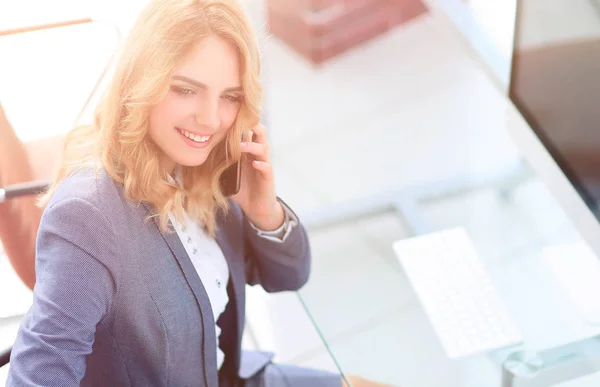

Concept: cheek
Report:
left=152, top=96, right=191, bottom=127
left=219, top=104, right=240, bottom=131
left=149, top=104, right=170, bottom=133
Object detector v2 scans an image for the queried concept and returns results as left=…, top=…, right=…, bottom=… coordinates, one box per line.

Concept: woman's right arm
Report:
left=6, top=196, right=117, bottom=387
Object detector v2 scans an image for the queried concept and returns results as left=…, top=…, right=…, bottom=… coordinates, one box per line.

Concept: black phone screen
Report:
left=220, top=161, right=241, bottom=196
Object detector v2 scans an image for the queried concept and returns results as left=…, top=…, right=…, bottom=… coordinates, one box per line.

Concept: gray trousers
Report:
left=242, top=363, right=343, bottom=387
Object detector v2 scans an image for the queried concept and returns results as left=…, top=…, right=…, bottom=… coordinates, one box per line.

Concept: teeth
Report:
left=180, top=129, right=210, bottom=143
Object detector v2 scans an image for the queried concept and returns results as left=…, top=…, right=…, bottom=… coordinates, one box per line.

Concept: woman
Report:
left=6, top=0, right=393, bottom=386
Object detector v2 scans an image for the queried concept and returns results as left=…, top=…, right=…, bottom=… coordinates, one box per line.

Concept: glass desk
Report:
left=294, top=174, right=600, bottom=387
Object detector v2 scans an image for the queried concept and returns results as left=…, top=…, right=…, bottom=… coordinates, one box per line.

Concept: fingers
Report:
left=251, top=159, right=273, bottom=176
left=241, top=139, right=269, bottom=162
left=249, top=123, right=267, bottom=145
left=241, top=123, right=272, bottom=168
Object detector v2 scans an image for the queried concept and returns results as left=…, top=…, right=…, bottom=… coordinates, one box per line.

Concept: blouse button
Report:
left=216, top=279, right=221, bottom=288
left=187, top=236, right=192, bottom=243
left=192, top=248, right=198, bottom=255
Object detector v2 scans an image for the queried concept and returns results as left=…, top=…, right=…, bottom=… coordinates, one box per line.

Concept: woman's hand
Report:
left=231, top=123, right=284, bottom=230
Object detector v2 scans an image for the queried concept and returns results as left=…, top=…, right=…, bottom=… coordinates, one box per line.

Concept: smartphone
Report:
left=219, top=130, right=252, bottom=196
left=220, top=160, right=242, bottom=196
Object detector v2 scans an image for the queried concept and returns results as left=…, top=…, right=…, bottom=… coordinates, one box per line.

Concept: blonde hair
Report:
left=40, top=0, right=263, bottom=236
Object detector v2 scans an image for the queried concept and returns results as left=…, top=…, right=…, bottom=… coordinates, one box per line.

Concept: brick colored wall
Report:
left=267, top=0, right=428, bottom=64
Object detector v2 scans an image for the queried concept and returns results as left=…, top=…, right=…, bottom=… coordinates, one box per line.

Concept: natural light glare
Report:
left=0, top=0, right=145, bottom=142
left=467, top=0, right=516, bottom=59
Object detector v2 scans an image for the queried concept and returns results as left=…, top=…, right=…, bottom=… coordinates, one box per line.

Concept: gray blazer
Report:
left=6, top=168, right=311, bottom=386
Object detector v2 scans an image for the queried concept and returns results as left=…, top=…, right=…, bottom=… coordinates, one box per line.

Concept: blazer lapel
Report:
left=141, top=202, right=218, bottom=386
left=214, top=216, right=246, bottom=346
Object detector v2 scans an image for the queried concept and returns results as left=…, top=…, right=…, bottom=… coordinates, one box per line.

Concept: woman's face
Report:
left=148, top=35, right=244, bottom=172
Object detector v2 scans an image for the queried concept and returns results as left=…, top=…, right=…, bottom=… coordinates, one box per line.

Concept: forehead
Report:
left=175, top=35, right=241, bottom=88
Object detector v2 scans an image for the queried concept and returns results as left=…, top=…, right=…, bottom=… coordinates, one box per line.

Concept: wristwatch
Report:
left=249, top=198, right=299, bottom=242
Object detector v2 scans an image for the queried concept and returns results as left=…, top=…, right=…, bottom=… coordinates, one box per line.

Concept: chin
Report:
left=176, top=156, right=210, bottom=168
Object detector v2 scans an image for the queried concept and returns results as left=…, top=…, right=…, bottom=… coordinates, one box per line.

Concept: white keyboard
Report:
left=393, top=228, right=523, bottom=359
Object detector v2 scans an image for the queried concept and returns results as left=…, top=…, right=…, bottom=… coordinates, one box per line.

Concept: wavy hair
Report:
left=39, top=0, right=263, bottom=236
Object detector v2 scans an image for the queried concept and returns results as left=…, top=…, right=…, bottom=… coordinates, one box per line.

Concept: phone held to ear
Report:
left=220, top=160, right=242, bottom=196
left=219, top=129, right=252, bottom=196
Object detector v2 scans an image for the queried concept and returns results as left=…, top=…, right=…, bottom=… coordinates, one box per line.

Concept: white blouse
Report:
left=167, top=171, right=297, bottom=369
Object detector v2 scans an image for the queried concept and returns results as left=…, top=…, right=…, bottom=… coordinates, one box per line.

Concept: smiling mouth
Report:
left=177, top=127, right=212, bottom=143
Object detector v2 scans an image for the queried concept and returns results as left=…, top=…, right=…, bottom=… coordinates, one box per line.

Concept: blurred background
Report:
left=3, top=1, right=600, bottom=386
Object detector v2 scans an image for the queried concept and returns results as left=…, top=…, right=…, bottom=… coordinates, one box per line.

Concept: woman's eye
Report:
left=174, top=87, right=194, bottom=96
left=223, top=95, right=241, bottom=103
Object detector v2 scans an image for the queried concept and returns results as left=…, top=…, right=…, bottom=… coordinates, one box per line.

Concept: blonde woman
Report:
left=6, top=0, right=393, bottom=386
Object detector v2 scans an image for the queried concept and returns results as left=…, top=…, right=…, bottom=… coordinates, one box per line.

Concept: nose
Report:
left=194, top=97, right=220, bottom=130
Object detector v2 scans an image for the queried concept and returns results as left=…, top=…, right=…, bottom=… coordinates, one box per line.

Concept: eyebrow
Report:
left=172, top=75, right=243, bottom=92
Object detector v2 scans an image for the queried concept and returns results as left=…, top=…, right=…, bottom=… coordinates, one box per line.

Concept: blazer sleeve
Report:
left=6, top=197, right=117, bottom=387
left=243, top=197, right=311, bottom=292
